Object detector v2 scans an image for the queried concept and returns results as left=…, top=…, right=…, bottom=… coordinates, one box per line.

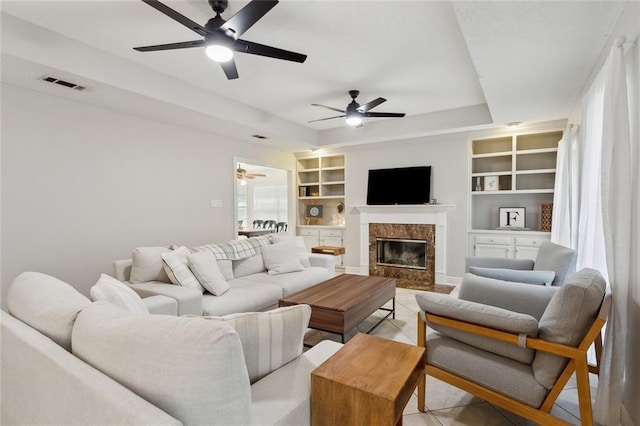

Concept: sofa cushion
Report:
left=72, top=301, right=252, bottom=425
left=241, top=267, right=330, bottom=297
left=468, top=267, right=555, bottom=286
left=90, top=274, right=150, bottom=315
left=532, top=268, right=606, bottom=389
left=262, top=240, right=305, bottom=275
left=533, top=242, right=577, bottom=286
left=251, top=340, right=343, bottom=425
left=7, top=272, right=91, bottom=351
left=201, top=279, right=283, bottom=316
left=233, top=253, right=267, bottom=278
left=427, top=334, right=548, bottom=408
left=130, top=246, right=172, bottom=283
left=187, top=252, right=230, bottom=296
left=201, top=305, right=311, bottom=383
left=270, top=235, right=311, bottom=267
left=161, top=246, right=202, bottom=292
left=416, top=292, right=539, bottom=364
left=217, top=259, right=234, bottom=281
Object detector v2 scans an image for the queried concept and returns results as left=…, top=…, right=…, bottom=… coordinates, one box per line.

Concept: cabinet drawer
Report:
left=474, top=235, right=511, bottom=245
left=320, top=230, right=343, bottom=238
left=515, top=237, right=548, bottom=247
left=298, top=229, right=320, bottom=237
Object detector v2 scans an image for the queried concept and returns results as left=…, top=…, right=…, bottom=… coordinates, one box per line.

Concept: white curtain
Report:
left=578, top=38, right=638, bottom=425
left=551, top=125, right=579, bottom=248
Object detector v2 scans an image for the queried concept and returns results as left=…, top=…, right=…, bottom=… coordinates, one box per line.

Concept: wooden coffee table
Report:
left=311, top=333, right=425, bottom=426
left=278, top=274, right=396, bottom=343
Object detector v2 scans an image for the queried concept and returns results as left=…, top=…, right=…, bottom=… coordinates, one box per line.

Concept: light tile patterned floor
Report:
left=304, top=286, right=597, bottom=425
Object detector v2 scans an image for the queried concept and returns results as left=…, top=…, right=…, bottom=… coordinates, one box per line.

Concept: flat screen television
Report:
left=366, top=166, right=431, bottom=205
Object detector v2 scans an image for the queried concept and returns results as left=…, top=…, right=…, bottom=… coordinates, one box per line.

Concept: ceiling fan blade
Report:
left=220, top=59, right=239, bottom=80
left=308, top=115, right=345, bottom=123
left=362, top=112, right=406, bottom=118
left=357, top=97, right=386, bottom=113
left=133, top=39, right=204, bottom=52
left=220, top=0, right=278, bottom=39
left=234, top=39, right=307, bottom=63
left=141, top=0, right=208, bottom=36
left=311, top=104, right=345, bottom=113
left=247, top=174, right=267, bottom=178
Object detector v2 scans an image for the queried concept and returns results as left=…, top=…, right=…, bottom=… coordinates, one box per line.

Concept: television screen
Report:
left=366, top=166, right=431, bottom=205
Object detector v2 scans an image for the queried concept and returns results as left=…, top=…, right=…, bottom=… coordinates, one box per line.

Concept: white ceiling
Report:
left=0, top=1, right=628, bottom=150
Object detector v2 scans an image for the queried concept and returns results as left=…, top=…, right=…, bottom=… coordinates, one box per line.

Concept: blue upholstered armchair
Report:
left=465, top=241, right=577, bottom=286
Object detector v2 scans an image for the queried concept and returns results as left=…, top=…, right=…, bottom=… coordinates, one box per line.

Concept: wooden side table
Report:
left=311, top=245, right=346, bottom=256
left=311, top=333, right=425, bottom=426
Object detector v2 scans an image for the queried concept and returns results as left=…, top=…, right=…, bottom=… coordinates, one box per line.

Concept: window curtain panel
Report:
left=591, top=38, right=638, bottom=426
left=551, top=125, right=579, bottom=249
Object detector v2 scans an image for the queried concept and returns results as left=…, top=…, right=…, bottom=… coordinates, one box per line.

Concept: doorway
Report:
left=235, top=161, right=291, bottom=238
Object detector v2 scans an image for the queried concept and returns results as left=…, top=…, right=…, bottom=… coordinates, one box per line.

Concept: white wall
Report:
left=336, top=132, right=470, bottom=280
left=1, top=84, right=295, bottom=307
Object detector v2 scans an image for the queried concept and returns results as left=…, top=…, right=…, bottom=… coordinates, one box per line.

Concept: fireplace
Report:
left=376, top=238, right=427, bottom=270
left=355, top=204, right=452, bottom=284
left=369, top=223, right=435, bottom=284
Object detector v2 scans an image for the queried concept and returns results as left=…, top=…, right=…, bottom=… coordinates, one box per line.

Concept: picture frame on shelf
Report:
left=499, top=207, right=526, bottom=228
left=305, top=204, right=323, bottom=219
left=484, top=175, right=499, bottom=191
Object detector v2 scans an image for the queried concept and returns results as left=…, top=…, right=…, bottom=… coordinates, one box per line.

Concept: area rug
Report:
left=396, top=279, right=455, bottom=294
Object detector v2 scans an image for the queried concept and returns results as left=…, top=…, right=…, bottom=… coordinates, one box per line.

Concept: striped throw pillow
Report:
left=161, top=246, right=203, bottom=292
left=201, top=305, right=311, bottom=383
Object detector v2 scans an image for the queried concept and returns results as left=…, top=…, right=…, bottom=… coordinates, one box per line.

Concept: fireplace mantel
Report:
left=353, top=204, right=454, bottom=284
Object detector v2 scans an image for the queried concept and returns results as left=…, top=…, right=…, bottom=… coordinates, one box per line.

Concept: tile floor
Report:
left=303, top=286, right=598, bottom=426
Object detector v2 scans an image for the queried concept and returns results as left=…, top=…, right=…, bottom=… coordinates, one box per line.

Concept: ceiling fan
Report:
left=133, top=0, right=307, bottom=80
left=237, top=164, right=266, bottom=185
left=310, top=90, right=406, bottom=127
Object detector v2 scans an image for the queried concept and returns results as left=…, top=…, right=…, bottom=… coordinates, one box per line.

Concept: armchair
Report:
left=416, top=268, right=608, bottom=426
left=466, top=241, right=577, bottom=286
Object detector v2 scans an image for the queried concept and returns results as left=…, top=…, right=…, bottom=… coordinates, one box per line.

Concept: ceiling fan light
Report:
left=239, top=177, right=247, bottom=186
left=346, top=115, right=362, bottom=127
left=205, top=44, right=234, bottom=62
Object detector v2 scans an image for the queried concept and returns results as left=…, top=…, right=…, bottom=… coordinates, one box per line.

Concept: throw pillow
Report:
left=90, top=274, right=150, bottom=315
left=262, top=240, right=305, bottom=275
left=72, top=302, right=251, bottom=425
left=161, top=246, right=203, bottom=292
left=201, top=304, right=311, bottom=383
left=468, top=266, right=555, bottom=286
left=188, top=252, right=230, bottom=296
left=7, top=271, right=92, bottom=351
left=130, top=246, right=172, bottom=283
left=270, top=235, right=311, bottom=267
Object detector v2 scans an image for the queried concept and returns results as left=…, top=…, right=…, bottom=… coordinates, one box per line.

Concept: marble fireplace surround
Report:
left=353, top=205, right=453, bottom=284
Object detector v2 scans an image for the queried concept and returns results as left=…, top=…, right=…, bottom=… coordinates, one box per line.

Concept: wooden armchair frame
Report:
left=417, top=294, right=610, bottom=426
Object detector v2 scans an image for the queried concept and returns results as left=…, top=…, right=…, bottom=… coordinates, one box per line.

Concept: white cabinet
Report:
left=297, top=227, right=345, bottom=266
left=470, top=233, right=549, bottom=260
left=296, top=154, right=345, bottom=227
left=468, top=128, right=561, bottom=258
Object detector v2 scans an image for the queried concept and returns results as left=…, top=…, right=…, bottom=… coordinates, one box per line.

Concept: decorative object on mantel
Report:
left=541, top=203, right=553, bottom=232
left=484, top=175, right=499, bottom=191
left=498, top=207, right=526, bottom=228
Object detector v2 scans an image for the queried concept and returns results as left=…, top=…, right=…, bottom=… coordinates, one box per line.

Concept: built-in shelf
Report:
left=296, top=153, right=346, bottom=227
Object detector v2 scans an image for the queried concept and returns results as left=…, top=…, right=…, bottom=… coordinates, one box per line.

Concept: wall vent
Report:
left=40, top=76, right=86, bottom=91
left=251, top=134, right=268, bottom=139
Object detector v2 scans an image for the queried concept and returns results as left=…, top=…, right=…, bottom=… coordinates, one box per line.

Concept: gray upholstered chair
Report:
left=466, top=241, right=577, bottom=286
left=416, top=268, right=609, bottom=426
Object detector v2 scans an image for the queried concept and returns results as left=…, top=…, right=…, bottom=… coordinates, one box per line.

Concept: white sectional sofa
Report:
left=2, top=271, right=343, bottom=425
left=114, top=235, right=335, bottom=316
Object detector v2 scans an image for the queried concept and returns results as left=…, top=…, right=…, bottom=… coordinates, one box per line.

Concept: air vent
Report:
left=252, top=134, right=268, bottom=139
left=41, top=76, right=86, bottom=91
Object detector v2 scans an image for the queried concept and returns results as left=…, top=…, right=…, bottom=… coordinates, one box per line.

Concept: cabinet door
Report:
left=474, top=243, right=511, bottom=258
left=515, top=246, right=539, bottom=261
